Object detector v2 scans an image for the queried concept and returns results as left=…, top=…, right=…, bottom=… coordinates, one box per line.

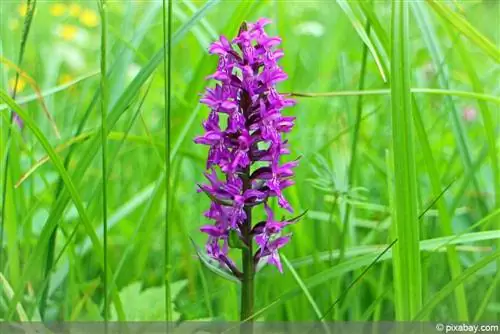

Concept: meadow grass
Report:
left=0, top=0, right=499, bottom=324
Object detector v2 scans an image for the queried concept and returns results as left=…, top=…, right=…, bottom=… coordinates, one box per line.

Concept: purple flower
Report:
left=195, top=19, right=298, bottom=275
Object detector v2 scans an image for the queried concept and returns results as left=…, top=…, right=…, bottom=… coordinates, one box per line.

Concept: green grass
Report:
left=390, top=0, right=422, bottom=320
left=0, top=0, right=498, bottom=325
left=162, top=0, right=173, bottom=323
left=98, top=0, right=109, bottom=322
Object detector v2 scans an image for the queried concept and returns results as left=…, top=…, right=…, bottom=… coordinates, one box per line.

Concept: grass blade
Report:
left=336, top=0, right=387, bottom=82
left=98, top=0, right=110, bottom=322
left=414, top=0, right=488, bottom=217
left=0, top=0, right=37, bottom=288
left=426, top=0, right=500, bottom=61
left=281, top=255, right=330, bottom=334
left=0, top=71, right=100, bottom=111
left=0, top=91, right=125, bottom=321
left=163, top=0, right=173, bottom=323
left=9, top=0, right=218, bottom=322
left=390, top=0, right=422, bottom=320
left=414, top=250, right=500, bottom=320
left=289, top=88, right=500, bottom=104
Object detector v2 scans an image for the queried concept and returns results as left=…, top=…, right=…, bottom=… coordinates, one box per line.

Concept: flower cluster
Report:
left=195, top=19, right=297, bottom=273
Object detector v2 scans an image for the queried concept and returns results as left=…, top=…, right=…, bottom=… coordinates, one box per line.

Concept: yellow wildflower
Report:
left=8, top=77, right=26, bottom=93
left=50, top=3, right=67, bottom=17
left=68, top=4, right=81, bottom=17
left=79, top=9, right=99, bottom=28
left=59, top=24, right=78, bottom=41
left=18, top=4, right=28, bottom=16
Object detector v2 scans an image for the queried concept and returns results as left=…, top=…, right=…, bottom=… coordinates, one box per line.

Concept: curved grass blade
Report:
left=229, top=226, right=500, bottom=330
left=311, top=239, right=397, bottom=330
left=0, top=91, right=126, bottom=321
left=0, top=0, right=37, bottom=286
left=0, top=273, right=29, bottom=322
left=222, top=239, right=398, bottom=333
left=336, top=0, right=387, bottom=82
left=281, top=255, right=330, bottom=334
left=426, top=0, right=500, bottom=61
left=15, top=131, right=166, bottom=188
left=291, top=229, right=500, bottom=269
left=0, top=71, right=100, bottom=111
left=8, top=0, right=219, bottom=322
left=413, top=250, right=500, bottom=320
left=411, top=95, right=469, bottom=318
left=358, top=1, right=389, bottom=50
left=474, top=270, right=500, bottom=321
left=0, top=56, right=60, bottom=137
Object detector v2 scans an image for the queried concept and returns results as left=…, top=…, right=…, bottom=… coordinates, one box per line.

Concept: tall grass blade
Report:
left=338, top=19, right=370, bottom=264
left=447, top=19, right=500, bottom=312
left=281, top=255, right=330, bottom=334
left=98, top=0, right=110, bottom=322
left=413, top=1, right=488, bottom=217
left=0, top=92, right=125, bottom=321
left=8, top=0, right=217, bottom=322
left=390, top=0, right=422, bottom=320
left=0, top=0, right=36, bottom=287
left=411, top=96, right=468, bottom=320
left=163, top=0, right=173, bottom=323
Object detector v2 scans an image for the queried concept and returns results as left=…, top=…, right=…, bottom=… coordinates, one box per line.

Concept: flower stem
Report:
left=240, top=167, right=254, bottom=331
left=241, top=240, right=254, bottom=320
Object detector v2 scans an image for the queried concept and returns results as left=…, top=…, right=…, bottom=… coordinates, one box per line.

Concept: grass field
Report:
left=1, top=0, right=499, bottom=325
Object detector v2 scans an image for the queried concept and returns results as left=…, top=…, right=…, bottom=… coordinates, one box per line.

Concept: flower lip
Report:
left=200, top=225, right=226, bottom=237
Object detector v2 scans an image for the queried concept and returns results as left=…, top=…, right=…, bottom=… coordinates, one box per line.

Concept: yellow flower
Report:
left=50, top=3, right=67, bottom=17
left=79, top=9, right=99, bottom=28
left=59, top=24, right=78, bottom=41
left=18, top=4, right=28, bottom=16
left=68, top=4, right=81, bottom=17
left=8, top=77, right=26, bottom=93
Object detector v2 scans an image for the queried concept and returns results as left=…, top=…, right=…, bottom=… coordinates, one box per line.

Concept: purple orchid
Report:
left=195, top=19, right=299, bottom=275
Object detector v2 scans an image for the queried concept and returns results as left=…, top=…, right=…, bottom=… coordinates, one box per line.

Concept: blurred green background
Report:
left=0, top=0, right=499, bottom=324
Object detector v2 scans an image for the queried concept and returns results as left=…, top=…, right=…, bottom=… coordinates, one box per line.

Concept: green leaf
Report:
left=190, top=238, right=240, bottom=284
left=110, top=281, right=186, bottom=321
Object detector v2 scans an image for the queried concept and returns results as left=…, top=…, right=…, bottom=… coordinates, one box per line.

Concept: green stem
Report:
left=240, top=167, right=254, bottom=331
left=240, top=243, right=254, bottom=320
